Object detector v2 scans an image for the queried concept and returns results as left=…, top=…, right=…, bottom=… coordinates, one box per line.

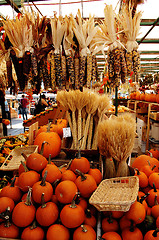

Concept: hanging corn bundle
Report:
left=74, top=51, right=80, bottom=89
left=49, top=50, right=56, bottom=90
left=50, top=14, right=66, bottom=90
left=41, top=56, right=51, bottom=90
left=119, top=5, right=142, bottom=80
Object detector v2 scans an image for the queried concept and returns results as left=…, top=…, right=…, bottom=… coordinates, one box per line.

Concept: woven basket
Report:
left=0, top=145, right=38, bottom=171
left=89, top=176, right=139, bottom=212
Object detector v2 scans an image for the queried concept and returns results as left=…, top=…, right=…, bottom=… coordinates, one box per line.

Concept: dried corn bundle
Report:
left=41, top=56, right=51, bottom=90
left=66, top=55, right=75, bottom=89
left=74, top=55, right=80, bottom=89
left=125, top=50, right=133, bottom=75
left=6, top=59, right=13, bottom=88
left=79, top=56, right=86, bottom=88
left=50, top=14, right=66, bottom=89
left=31, top=51, right=38, bottom=77
left=91, top=55, right=96, bottom=83
left=23, top=51, right=31, bottom=76
left=120, top=48, right=127, bottom=84
left=86, top=54, right=92, bottom=88
left=132, top=49, right=140, bottom=77
left=61, top=54, right=67, bottom=89
left=113, top=48, right=121, bottom=87
left=49, top=51, right=56, bottom=90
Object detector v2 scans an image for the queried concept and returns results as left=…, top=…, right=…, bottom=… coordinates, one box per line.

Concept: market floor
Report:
left=7, top=114, right=33, bottom=136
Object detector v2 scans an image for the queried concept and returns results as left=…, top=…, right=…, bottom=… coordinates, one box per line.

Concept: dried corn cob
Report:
left=113, top=48, right=121, bottom=87
left=74, top=56, right=79, bottom=89
left=132, top=49, right=140, bottom=76
left=50, top=52, right=56, bottom=91
left=31, top=52, right=38, bottom=77
left=61, top=55, right=67, bottom=89
left=23, top=51, right=31, bottom=76
left=91, top=55, right=96, bottom=83
left=120, top=49, right=127, bottom=84
left=6, top=59, right=13, bottom=88
left=28, top=67, right=34, bottom=88
left=107, top=50, right=114, bottom=81
left=95, top=56, right=100, bottom=82
left=86, top=54, right=92, bottom=88
left=79, top=56, right=86, bottom=89
left=125, top=51, right=133, bottom=76
left=66, top=55, right=75, bottom=89
left=54, top=53, right=63, bottom=90
left=41, top=56, right=51, bottom=90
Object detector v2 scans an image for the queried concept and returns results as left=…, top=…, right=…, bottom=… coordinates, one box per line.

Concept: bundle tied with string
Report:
left=98, top=113, right=136, bottom=177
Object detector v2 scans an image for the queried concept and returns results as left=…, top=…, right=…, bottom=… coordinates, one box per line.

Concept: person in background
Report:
left=5, top=99, right=11, bottom=127
left=20, top=94, right=28, bottom=120
left=34, top=94, right=48, bottom=115
left=0, top=90, right=7, bottom=136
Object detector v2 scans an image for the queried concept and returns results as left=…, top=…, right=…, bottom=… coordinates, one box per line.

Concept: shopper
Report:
left=34, top=94, right=48, bottom=115
left=20, top=94, right=28, bottom=120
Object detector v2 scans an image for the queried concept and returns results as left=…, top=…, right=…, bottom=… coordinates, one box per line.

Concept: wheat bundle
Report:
left=101, top=113, right=136, bottom=177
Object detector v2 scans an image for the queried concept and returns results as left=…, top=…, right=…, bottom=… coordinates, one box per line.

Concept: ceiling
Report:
left=0, top=0, right=159, bottom=77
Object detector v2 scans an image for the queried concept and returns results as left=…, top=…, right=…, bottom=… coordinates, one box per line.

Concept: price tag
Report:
left=63, top=127, right=71, bottom=138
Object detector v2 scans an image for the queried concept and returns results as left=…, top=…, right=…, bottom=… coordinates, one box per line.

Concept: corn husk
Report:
left=50, top=51, right=56, bottom=90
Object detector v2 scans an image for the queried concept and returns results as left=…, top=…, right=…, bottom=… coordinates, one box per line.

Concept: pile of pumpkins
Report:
left=130, top=92, right=159, bottom=103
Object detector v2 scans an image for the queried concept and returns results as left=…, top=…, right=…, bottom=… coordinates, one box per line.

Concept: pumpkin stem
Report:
left=153, top=183, right=157, bottom=192
left=147, top=159, right=151, bottom=166
left=0, top=207, right=11, bottom=221
left=48, top=154, right=52, bottom=164
left=30, top=221, right=38, bottom=230
left=4, top=219, right=12, bottom=228
left=40, top=170, right=48, bottom=186
left=147, top=151, right=153, bottom=158
left=41, top=193, right=47, bottom=208
left=108, top=213, right=113, bottom=224
left=75, top=169, right=87, bottom=181
left=81, top=224, right=88, bottom=233
left=21, top=152, right=27, bottom=161
left=135, top=168, right=140, bottom=175
left=140, top=193, right=150, bottom=204
left=47, top=122, right=52, bottom=132
left=85, top=209, right=92, bottom=218
left=10, top=176, right=16, bottom=187
left=152, top=228, right=159, bottom=237
left=69, top=194, right=78, bottom=209
left=58, top=163, right=68, bottom=171
left=152, top=165, right=157, bottom=171
left=20, top=161, right=29, bottom=172
left=66, top=159, right=73, bottom=170
left=25, top=188, right=32, bottom=206
left=129, top=220, right=135, bottom=232
left=40, top=141, right=49, bottom=155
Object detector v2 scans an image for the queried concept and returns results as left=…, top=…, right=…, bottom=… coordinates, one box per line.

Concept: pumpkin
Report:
left=149, top=173, right=159, bottom=189
left=19, top=161, right=26, bottom=175
left=61, top=169, right=77, bottom=182
left=32, top=171, right=53, bottom=204
left=140, top=93, right=145, bottom=101
left=12, top=188, right=36, bottom=227
left=34, top=129, right=61, bottom=159
left=0, top=221, right=19, bottom=239
left=75, top=170, right=97, bottom=198
left=125, top=201, right=146, bottom=224
left=156, top=94, right=159, bottom=104
left=156, top=216, right=159, bottom=228
left=84, top=209, right=97, bottom=228
left=21, top=221, right=45, bottom=240
left=140, top=164, right=157, bottom=177
left=2, top=119, right=10, bottom=125
left=73, top=224, right=96, bottom=240
left=151, top=195, right=159, bottom=219
left=119, top=215, right=135, bottom=231
left=36, top=193, right=59, bottom=227
left=55, top=180, right=78, bottom=204
left=75, top=196, right=88, bottom=212
left=18, top=162, right=40, bottom=192
left=25, top=142, right=48, bottom=172
left=102, top=231, right=122, bottom=240
left=148, top=149, right=159, bottom=160
left=46, top=224, right=70, bottom=240
left=147, top=183, right=159, bottom=207
left=137, top=194, right=149, bottom=211
left=134, top=169, right=148, bottom=188
left=132, top=154, right=159, bottom=171
left=102, top=215, right=119, bottom=233
left=144, top=229, right=159, bottom=240
left=60, top=198, right=85, bottom=228
left=42, top=160, right=62, bottom=184
left=70, top=150, right=90, bottom=174
left=0, top=197, right=15, bottom=214
left=121, top=225, right=143, bottom=240
left=111, top=211, right=124, bottom=219
left=0, top=176, right=22, bottom=202
left=88, top=168, right=102, bottom=185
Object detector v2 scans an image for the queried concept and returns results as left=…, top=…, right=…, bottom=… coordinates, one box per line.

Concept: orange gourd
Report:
left=151, top=195, right=159, bottom=219
left=36, top=193, right=59, bottom=227
left=18, top=162, right=40, bottom=192
left=0, top=176, right=22, bottom=202
left=149, top=149, right=159, bottom=160
left=73, top=224, right=96, bottom=240
left=0, top=197, right=15, bottom=214
left=32, top=170, right=53, bottom=204
left=0, top=221, right=19, bottom=239
left=61, top=169, right=77, bottom=182
left=121, top=225, right=143, bottom=240
left=111, top=211, right=124, bottom=219
left=119, top=215, right=135, bottom=231
left=134, top=168, right=148, bottom=188
left=34, top=128, right=61, bottom=159
left=149, top=173, right=159, bottom=189
left=12, top=188, right=36, bottom=227
left=125, top=201, right=146, bottom=224
left=21, top=221, right=45, bottom=240
left=70, top=150, right=90, bottom=174
left=46, top=224, right=70, bottom=240
left=2, top=119, right=10, bottom=125
left=84, top=209, right=97, bottom=228
left=102, top=215, right=119, bottom=233
left=60, top=198, right=85, bottom=228
left=75, top=196, right=88, bottom=212
left=75, top=170, right=97, bottom=198
left=88, top=168, right=102, bottom=185
left=141, top=164, right=157, bottom=177
left=156, top=216, right=159, bottom=228
left=55, top=180, right=77, bottom=204
left=102, top=231, right=122, bottom=240
left=144, top=229, right=159, bottom=240
left=147, top=184, right=159, bottom=207
left=132, top=154, right=159, bottom=171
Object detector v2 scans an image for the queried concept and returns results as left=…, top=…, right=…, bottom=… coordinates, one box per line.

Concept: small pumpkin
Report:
left=84, top=209, right=97, bottom=228
left=0, top=197, right=15, bottom=214
left=21, top=221, right=45, bottom=240
left=121, top=225, right=143, bottom=240
left=125, top=201, right=146, bottom=224
left=61, top=169, right=77, bottom=182
left=149, top=173, right=159, bottom=189
left=148, top=149, right=159, bottom=160
left=73, top=224, right=96, bottom=240
left=147, top=183, right=159, bottom=207
left=102, top=231, right=122, bottom=240
left=151, top=195, right=159, bottom=219
left=102, top=214, right=119, bottom=233
left=0, top=221, right=19, bottom=239
left=70, top=150, right=90, bottom=174
left=12, top=188, right=36, bottom=228
left=134, top=168, right=148, bottom=188
left=36, top=193, right=59, bottom=227
left=119, top=215, right=135, bottom=231
left=88, top=167, right=102, bottom=185
left=144, top=229, right=159, bottom=240
left=2, top=119, right=10, bottom=126
left=132, top=154, right=159, bottom=171
left=46, top=224, right=70, bottom=240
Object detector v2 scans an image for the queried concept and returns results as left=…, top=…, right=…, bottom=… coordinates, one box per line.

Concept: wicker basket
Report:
left=0, top=145, right=38, bottom=171
left=89, top=176, right=139, bottom=212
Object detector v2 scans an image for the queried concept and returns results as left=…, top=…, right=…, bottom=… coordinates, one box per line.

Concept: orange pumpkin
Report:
left=149, top=173, right=159, bottom=189
left=61, top=169, right=77, bottom=182
left=156, top=216, right=159, bottom=228
left=147, top=184, right=159, bottom=207
left=144, top=229, right=159, bottom=240
left=125, top=201, right=146, bottom=224
left=0, top=197, right=15, bottom=214
left=134, top=169, right=148, bottom=188
left=0, top=221, right=19, bottom=239
left=36, top=193, right=59, bottom=227
left=75, top=196, right=88, bottom=212
left=132, top=154, right=159, bottom=171
left=55, top=180, right=77, bottom=204
left=84, top=209, right=97, bottom=228
left=140, top=164, right=157, bottom=177
left=12, top=189, right=36, bottom=227
left=21, top=221, right=45, bottom=240
left=119, top=215, right=135, bottom=231
left=111, top=211, right=124, bottom=219
left=149, top=149, right=159, bottom=160
left=73, top=224, right=96, bottom=240
left=70, top=150, right=90, bottom=174
left=102, top=231, right=122, bottom=240
left=34, top=131, right=61, bottom=159
left=151, top=195, right=159, bottom=219
left=60, top=199, right=85, bottom=228
left=88, top=168, right=102, bottom=185
left=46, top=224, right=70, bottom=240
left=2, top=119, right=10, bottom=125
left=42, top=162, right=62, bottom=184
left=121, top=225, right=143, bottom=240
left=102, top=215, right=119, bottom=233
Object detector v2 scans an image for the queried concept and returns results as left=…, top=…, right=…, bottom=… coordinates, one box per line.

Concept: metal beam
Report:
left=4, top=0, right=21, bottom=13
